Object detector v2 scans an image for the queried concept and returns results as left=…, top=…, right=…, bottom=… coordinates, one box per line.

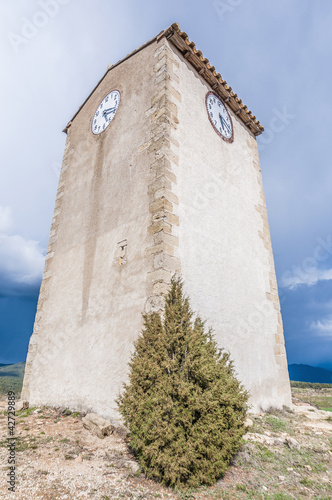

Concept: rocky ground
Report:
left=0, top=393, right=331, bottom=499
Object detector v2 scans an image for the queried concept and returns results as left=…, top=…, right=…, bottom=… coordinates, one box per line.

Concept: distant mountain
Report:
left=0, top=362, right=26, bottom=378
left=0, top=362, right=26, bottom=396
left=288, top=364, right=332, bottom=384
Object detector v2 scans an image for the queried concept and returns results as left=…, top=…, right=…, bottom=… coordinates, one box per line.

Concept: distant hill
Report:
left=288, top=364, right=332, bottom=384
left=0, top=362, right=26, bottom=378
left=0, top=362, right=26, bottom=396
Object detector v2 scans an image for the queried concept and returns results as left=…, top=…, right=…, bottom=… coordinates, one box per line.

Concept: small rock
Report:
left=15, top=401, right=29, bottom=411
left=244, top=432, right=282, bottom=447
left=126, top=460, right=140, bottom=473
left=244, top=418, right=253, bottom=428
left=278, top=475, right=285, bottom=481
left=304, top=465, right=312, bottom=471
left=274, top=438, right=285, bottom=446
left=75, top=456, right=83, bottom=463
left=285, top=437, right=300, bottom=450
left=262, top=486, right=268, bottom=491
left=287, top=467, right=293, bottom=472
left=82, top=413, right=114, bottom=439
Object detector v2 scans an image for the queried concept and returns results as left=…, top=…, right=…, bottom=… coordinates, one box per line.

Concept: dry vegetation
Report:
left=0, top=389, right=331, bottom=499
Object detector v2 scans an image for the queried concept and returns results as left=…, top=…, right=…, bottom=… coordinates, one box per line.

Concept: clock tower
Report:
left=22, top=24, right=292, bottom=420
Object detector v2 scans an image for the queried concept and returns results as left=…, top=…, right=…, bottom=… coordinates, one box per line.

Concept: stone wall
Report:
left=144, top=40, right=182, bottom=313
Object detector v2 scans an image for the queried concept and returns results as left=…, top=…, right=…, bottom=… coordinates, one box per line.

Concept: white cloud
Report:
left=0, top=205, right=45, bottom=294
left=280, top=267, right=332, bottom=289
left=310, top=318, right=332, bottom=338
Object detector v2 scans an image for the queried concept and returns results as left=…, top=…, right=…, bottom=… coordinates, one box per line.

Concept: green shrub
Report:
left=117, top=276, right=249, bottom=488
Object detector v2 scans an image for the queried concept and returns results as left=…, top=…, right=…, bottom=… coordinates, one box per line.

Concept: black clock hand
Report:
left=103, top=107, right=116, bottom=114
left=218, top=114, right=225, bottom=132
left=102, top=107, right=117, bottom=121
left=219, top=113, right=231, bottom=134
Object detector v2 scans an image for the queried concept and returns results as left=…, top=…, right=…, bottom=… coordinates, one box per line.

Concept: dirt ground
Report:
left=0, top=395, right=331, bottom=499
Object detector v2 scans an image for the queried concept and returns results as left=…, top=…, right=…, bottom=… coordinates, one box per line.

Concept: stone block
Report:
left=152, top=211, right=179, bottom=226
left=153, top=253, right=181, bottom=272
left=151, top=106, right=171, bottom=122
left=147, top=268, right=173, bottom=284
left=156, top=64, right=168, bottom=77
left=55, top=191, right=64, bottom=201
left=145, top=295, right=165, bottom=314
left=148, top=176, right=172, bottom=195
left=82, top=413, right=114, bottom=439
left=274, top=345, right=283, bottom=356
left=145, top=242, right=175, bottom=256
left=148, top=220, right=172, bottom=234
left=275, top=333, right=283, bottom=345
left=275, top=355, right=283, bottom=367
left=155, top=71, right=171, bottom=86
left=154, top=44, right=169, bottom=58
left=48, top=235, right=58, bottom=245
left=153, top=281, right=172, bottom=295
left=154, top=55, right=168, bottom=72
left=151, top=166, right=177, bottom=184
left=152, top=187, right=179, bottom=204
left=154, top=231, right=179, bottom=247
left=170, top=86, right=181, bottom=102
left=149, top=198, right=173, bottom=213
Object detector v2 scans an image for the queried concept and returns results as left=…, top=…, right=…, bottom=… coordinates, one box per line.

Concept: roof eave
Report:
left=161, top=23, right=264, bottom=136
left=63, top=24, right=264, bottom=136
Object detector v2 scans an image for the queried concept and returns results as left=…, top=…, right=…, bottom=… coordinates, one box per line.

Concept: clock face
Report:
left=92, top=90, right=120, bottom=135
left=206, top=92, right=233, bottom=142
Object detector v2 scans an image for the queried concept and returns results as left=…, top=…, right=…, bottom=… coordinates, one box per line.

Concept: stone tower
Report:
left=22, top=24, right=292, bottom=420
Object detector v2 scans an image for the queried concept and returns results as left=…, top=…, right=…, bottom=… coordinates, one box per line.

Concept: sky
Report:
left=0, top=0, right=331, bottom=371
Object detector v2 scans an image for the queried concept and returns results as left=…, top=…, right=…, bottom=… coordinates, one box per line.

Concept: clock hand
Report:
left=102, top=107, right=117, bottom=121
left=103, top=107, right=116, bottom=115
left=219, top=113, right=231, bottom=134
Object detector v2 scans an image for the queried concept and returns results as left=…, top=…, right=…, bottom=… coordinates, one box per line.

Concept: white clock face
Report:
left=206, top=92, right=233, bottom=142
left=92, top=90, right=120, bottom=135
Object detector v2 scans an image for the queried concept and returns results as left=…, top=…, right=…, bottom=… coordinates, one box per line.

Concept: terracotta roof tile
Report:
left=162, top=23, right=264, bottom=136
left=65, top=24, right=263, bottom=136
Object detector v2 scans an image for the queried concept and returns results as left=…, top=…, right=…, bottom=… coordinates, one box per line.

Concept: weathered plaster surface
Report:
left=23, top=41, right=160, bottom=422
left=23, top=36, right=291, bottom=419
left=169, top=43, right=291, bottom=411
